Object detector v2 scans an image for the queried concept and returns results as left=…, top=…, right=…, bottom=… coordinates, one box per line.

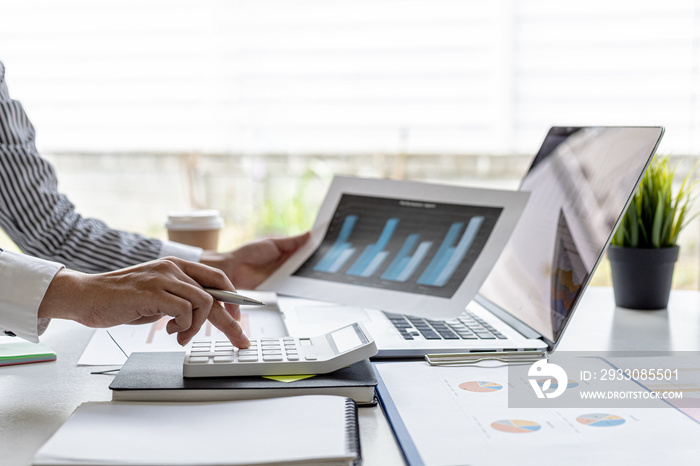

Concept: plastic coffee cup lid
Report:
left=165, top=209, right=224, bottom=231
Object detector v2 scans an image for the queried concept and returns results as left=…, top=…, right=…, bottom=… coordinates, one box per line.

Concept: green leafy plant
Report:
left=612, top=156, right=698, bottom=248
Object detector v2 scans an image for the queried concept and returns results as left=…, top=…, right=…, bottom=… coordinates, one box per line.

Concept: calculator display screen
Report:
left=330, top=326, right=364, bottom=353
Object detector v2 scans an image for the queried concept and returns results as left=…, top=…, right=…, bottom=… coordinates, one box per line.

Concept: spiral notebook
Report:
left=33, top=395, right=360, bottom=466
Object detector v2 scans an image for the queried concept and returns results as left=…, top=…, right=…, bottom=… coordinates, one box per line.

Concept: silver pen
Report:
left=204, top=288, right=265, bottom=306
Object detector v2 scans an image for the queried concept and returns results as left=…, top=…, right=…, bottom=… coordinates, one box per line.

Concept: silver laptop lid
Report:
left=478, top=126, right=664, bottom=349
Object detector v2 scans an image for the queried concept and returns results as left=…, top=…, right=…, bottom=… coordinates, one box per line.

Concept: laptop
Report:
left=273, top=126, right=664, bottom=357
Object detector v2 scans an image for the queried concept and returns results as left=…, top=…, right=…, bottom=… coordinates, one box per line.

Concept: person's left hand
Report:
left=200, top=231, right=310, bottom=290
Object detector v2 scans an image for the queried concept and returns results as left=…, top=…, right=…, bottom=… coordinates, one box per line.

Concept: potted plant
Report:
left=608, top=156, right=697, bottom=309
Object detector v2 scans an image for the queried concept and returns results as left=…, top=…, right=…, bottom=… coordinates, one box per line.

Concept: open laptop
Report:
left=274, top=127, right=664, bottom=357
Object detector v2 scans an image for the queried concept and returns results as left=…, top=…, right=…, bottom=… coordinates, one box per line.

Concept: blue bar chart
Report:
left=294, top=194, right=502, bottom=298
left=313, top=215, right=358, bottom=273
left=346, top=218, right=400, bottom=277
left=417, top=216, right=484, bottom=287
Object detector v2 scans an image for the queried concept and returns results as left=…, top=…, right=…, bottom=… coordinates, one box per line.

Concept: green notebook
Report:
left=0, top=337, right=56, bottom=366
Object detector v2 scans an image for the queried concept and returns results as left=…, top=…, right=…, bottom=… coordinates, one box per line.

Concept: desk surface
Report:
left=2, top=287, right=699, bottom=466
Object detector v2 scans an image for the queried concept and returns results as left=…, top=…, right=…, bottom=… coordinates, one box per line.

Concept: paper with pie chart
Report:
left=375, top=361, right=700, bottom=465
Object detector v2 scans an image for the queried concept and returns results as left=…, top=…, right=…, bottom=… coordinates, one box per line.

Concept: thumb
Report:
left=275, top=231, right=310, bottom=252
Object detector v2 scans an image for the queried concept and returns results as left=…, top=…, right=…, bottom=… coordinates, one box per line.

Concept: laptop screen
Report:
left=478, top=126, right=664, bottom=345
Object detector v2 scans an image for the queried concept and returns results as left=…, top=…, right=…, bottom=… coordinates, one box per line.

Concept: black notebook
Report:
left=110, top=352, right=377, bottom=405
left=33, top=396, right=361, bottom=466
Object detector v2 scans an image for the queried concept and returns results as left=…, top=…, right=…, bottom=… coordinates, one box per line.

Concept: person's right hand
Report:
left=38, top=257, right=250, bottom=348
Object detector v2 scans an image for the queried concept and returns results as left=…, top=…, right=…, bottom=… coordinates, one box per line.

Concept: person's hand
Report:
left=38, top=257, right=250, bottom=348
left=200, top=231, right=310, bottom=290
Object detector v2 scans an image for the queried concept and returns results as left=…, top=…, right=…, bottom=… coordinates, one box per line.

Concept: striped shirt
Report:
left=0, top=61, right=170, bottom=273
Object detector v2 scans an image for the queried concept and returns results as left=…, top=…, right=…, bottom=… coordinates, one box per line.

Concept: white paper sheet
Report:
left=77, top=291, right=285, bottom=366
left=376, top=361, right=700, bottom=465
left=260, top=176, right=528, bottom=318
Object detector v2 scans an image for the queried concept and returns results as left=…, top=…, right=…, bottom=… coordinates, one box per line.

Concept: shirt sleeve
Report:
left=0, top=249, right=63, bottom=343
left=0, top=61, right=202, bottom=272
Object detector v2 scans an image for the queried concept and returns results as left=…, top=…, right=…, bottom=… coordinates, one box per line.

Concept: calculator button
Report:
left=286, top=355, right=299, bottom=361
left=191, top=347, right=209, bottom=352
left=263, top=355, right=283, bottom=361
left=304, top=355, right=317, bottom=361
left=188, top=356, right=209, bottom=363
left=214, top=356, right=234, bottom=363
left=238, top=356, right=258, bottom=362
left=238, top=350, right=258, bottom=356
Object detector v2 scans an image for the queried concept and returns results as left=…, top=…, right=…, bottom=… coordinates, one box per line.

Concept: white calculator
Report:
left=183, top=322, right=377, bottom=377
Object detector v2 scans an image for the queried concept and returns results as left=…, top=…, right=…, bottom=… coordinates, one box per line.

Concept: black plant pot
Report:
left=607, top=245, right=679, bottom=310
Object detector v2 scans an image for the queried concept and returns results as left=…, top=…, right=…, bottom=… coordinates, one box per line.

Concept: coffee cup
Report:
left=165, top=209, right=224, bottom=250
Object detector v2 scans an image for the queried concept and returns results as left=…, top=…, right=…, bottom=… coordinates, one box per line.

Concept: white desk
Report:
left=558, top=287, right=700, bottom=352
left=2, top=287, right=699, bottom=466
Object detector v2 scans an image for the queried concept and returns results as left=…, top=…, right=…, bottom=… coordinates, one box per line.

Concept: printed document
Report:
left=261, top=176, right=528, bottom=318
left=375, top=361, right=700, bottom=465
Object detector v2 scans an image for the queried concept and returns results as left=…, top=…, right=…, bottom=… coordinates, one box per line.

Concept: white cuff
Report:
left=0, top=251, right=63, bottom=343
left=159, top=241, right=203, bottom=263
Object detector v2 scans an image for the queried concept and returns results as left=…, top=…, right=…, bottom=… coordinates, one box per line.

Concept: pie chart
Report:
left=490, top=419, right=541, bottom=433
left=459, top=381, right=503, bottom=393
left=576, top=413, right=625, bottom=427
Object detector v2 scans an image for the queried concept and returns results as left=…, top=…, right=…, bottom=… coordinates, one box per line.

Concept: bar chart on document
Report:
left=294, top=194, right=502, bottom=298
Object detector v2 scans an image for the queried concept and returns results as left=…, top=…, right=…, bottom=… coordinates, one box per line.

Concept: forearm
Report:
left=0, top=145, right=164, bottom=271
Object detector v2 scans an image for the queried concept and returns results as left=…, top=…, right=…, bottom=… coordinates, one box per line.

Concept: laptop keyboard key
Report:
left=418, top=330, right=441, bottom=340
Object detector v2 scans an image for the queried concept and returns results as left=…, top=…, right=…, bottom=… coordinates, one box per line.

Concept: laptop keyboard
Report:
left=384, top=311, right=507, bottom=340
